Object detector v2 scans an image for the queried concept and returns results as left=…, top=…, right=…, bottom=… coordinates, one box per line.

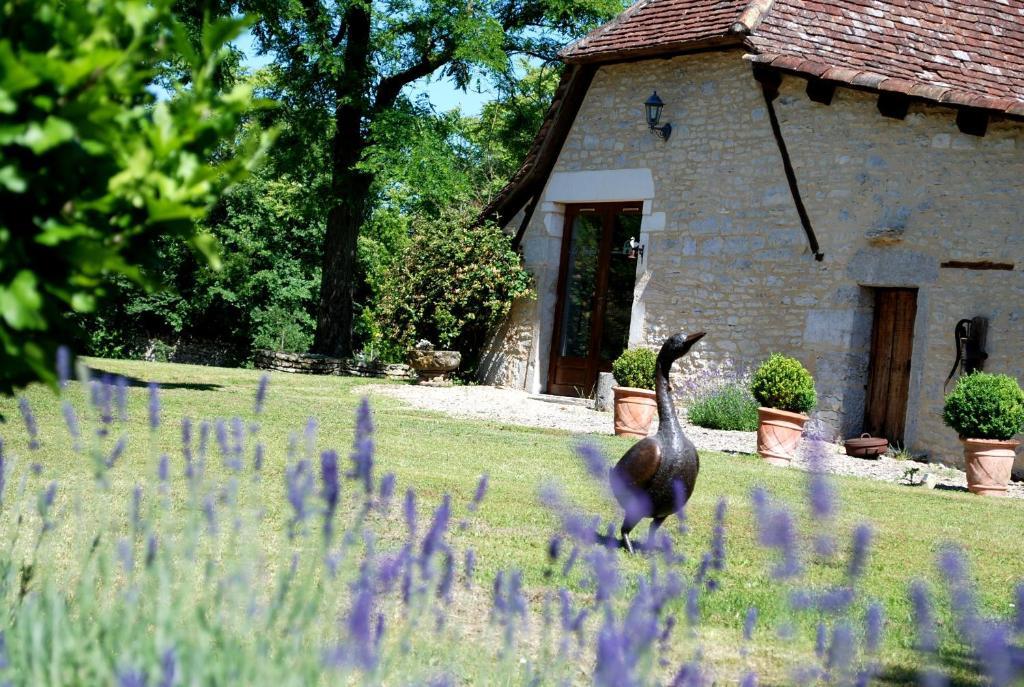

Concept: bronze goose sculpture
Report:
left=611, top=332, right=706, bottom=553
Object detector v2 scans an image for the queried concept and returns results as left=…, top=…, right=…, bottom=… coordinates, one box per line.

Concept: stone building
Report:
left=478, top=0, right=1024, bottom=472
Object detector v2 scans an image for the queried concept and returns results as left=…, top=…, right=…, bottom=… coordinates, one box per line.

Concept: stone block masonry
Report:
left=255, top=350, right=415, bottom=380
left=481, top=49, right=1024, bottom=476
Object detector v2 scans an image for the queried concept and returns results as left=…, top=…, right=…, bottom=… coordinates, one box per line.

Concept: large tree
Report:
left=240, top=0, right=621, bottom=357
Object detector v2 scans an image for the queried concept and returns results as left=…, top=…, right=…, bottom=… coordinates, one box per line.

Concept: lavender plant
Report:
left=0, top=349, right=1020, bottom=685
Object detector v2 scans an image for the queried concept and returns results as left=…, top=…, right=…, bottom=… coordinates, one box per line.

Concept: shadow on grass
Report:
left=86, top=368, right=222, bottom=392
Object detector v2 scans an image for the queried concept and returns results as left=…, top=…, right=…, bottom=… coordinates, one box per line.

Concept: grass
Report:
left=1, top=358, right=1022, bottom=684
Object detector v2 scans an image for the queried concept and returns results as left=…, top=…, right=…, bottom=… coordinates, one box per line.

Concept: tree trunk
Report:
left=312, top=2, right=372, bottom=358
left=312, top=169, right=371, bottom=357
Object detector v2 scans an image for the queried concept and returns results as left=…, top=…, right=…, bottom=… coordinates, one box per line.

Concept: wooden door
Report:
left=548, top=203, right=641, bottom=396
left=864, top=288, right=918, bottom=445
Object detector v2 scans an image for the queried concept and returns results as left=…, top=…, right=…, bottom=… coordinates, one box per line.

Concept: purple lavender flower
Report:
left=562, top=545, right=580, bottom=577
left=38, top=481, right=57, bottom=531
left=469, top=473, right=489, bottom=512
left=117, top=538, right=134, bottom=573
left=827, top=621, right=855, bottom=674
left=254, top=443, right=265, bottom=472
left=147, top=383, right=160, bottom=431
left=56, top=346, right=71, bottom=388
left=286, top=460, right=314, bottom=536
left=115, top=377, right=129, bottom=421
left=97, top=376, right=114, bottom=434
left=743, top=607, right=758, bottom=641
left=847, top=524, right=872, bottom=579
left=106, top=437, right=127, bottom=469
left=751, top=490, right=801, bottom=579
left=976, top=621, right=1015, bottom=687
left=17, top=397, right=39, bottom=450
left=347, top=583, right=378, bottom=669
left=938, top=546, right=980, bottom=640
left=909, top=581, right=937, bottom=653
left=403, top=488, right=417, bottom=537
left=304, top=418, right=317, bottom=458
left=198, top=421, right=210, bottom=462
left=131, top=485, right=143, bottom=533
left=215, top=419, right=229, bottom=459
left=203, top=495, right=217, bottom=534
left=815, top=622, right=827, bottom=658
left=420, top=494, right=452, bottom=572
left=158, top=454, right=169, bottom=484
left=145, top=534, right=157, bottom=568
left=228, top=417, right=245, bottom=471
left=590, top=547, right=620, bottom=604
left=117, top=668, right=148, bottom=687
left=740, top=672, right=758, bottom=687
left=672, top=661, right=705, bottom=687
left=709, top=498, right=726, bottom=574
left=789, top=587, right=855, bottom=614
left=595, top=617, right=634, bottom=687
left=378, top=472, right=395, bottom=511
left=320, top=450, right=340, bottom=541
left=464, top=548, right=476, bottom=588
left=61, top=401, right=81, bottom=451
left=254, top=374, right=269, bottom=415
left=181, top=418, right=194, bottom=479
left=865, top=602, right=884, bottom=653
left=577, top=442, right=608, bottom=481
left=548, top=535, right=562, bottom=562
left=158, top=648, right=176, bottom=687
left=920, top=668, right=949, bottom=687
left=805, top=435, right=834, bottom=520
left=438, top=547, right=455, bottom=601
left=349, top=398, right=375, bottom=494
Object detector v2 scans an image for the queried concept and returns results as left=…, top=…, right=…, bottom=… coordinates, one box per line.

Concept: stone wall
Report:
left=481, top=49, right=1024, bottom=473
left=255, top=350, right=415, bottom=380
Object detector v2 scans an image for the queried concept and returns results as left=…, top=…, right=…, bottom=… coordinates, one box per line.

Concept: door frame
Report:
left=546, top=201, right=642, bottom=396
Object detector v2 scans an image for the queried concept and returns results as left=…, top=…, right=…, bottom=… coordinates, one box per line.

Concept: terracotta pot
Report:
left=962, top=438, right=1020, bottom=496
left=844, top=433, right=889, bottom=459
left=757, top=407, right=808, bottom=466
left=613, top=386, right=657, bottom=438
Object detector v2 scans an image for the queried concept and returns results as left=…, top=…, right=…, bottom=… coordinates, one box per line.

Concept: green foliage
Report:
left=688, top=383, right=760, bottom=432
left=612, top=348, right=657, bottom=390
left=0, top=0, right=269, bottom=392
left=750, top=354, right=817, bottom=414
left=374, top=208, right=532, bottom=373
left=942, top=372, right=1024, bottom=440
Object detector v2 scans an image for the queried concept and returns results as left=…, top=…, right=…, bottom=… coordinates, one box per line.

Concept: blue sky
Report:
left=235, top=30, right=494, bottom=116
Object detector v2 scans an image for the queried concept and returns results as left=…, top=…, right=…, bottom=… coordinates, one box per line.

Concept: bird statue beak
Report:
left=684, top=332, right=706, bottom=344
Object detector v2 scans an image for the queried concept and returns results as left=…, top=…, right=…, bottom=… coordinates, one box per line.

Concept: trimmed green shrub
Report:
left=750, top=354, right=817, bottom=414
left=943, top=372, right=1024, bottom=440
left=612, top=348, right=657, bottom=390
left=688, top=383, right=760, bottom=431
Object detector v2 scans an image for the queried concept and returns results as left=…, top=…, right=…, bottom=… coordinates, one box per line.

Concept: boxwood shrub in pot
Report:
left=943, top=372, right=1024, bottom=496
left=750, top=354, right=817, bottom=466
left=611, top=348, right=657, bottom=438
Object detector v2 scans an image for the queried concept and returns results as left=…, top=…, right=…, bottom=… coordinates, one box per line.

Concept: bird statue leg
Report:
left=620, top=514, right=641, bottom=554
left=646, top=516, right=667, bottom=550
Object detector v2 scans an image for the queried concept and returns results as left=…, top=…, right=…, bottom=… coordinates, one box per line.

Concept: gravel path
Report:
left=366, top=384, right=1024, bottom=500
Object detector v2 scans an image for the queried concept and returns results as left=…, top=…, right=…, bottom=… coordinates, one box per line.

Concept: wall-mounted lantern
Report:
left=624, top=236, right=645, bottom=261
left=644, top=91, right=672, bottom=141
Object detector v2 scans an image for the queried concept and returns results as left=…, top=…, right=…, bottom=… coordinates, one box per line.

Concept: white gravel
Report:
left=366, top=383, right=1024, bottom=500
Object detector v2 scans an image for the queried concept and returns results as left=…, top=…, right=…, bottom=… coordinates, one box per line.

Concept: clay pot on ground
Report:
left=756, top=407, right=808, bottom=466
left=613, top=386, right=657, bottom=438
left=406, top=349, right=461, bottom=385
left=962, top=437, right=1020, bottom=496
left=844, top=433, right=889, bottom=459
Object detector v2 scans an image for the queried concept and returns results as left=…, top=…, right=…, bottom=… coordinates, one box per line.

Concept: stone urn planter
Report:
left=962, top=438, right=1020, bottom=496
left=756, top=407, right=809, bottom=466
left=611, top=348, right=659, bottom=438
left=406, top=344, right=461, bottom=385
left=943, top=372, right=1024, bottom=497
left=750, top=354, right=818, bottom=467
left=613, top=386, right=657, bottom=438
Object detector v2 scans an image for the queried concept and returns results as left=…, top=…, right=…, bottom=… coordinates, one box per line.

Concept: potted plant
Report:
left=750, top=354, right=817, bottom=466
left=611, top=348, right=658, bottom=438
left=942, top=372, right=1024, bottom=496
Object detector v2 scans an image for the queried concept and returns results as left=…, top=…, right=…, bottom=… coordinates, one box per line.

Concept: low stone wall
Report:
left=254, top=350, right=414, bottom=380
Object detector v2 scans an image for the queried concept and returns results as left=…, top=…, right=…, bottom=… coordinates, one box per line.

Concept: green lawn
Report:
left=1, top=358, right=1022, bottom=684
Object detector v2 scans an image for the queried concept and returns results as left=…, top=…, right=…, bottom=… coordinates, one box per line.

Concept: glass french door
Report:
left=547, top=203, right=642, bottom=396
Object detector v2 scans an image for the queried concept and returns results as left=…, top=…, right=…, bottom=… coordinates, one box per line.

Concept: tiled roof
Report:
left=560, top=0, right=748, bottom=62
left=747, top=0, right=1024, bottom=117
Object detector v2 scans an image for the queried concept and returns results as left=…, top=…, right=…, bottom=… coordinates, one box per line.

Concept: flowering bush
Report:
left=750, top=354, right=817, bottom=414
left=1, top=349, right=1022, bottom=684
left=687, top=383, right=759, bottom=432
left=612, top=348, right=657, bottom=390
left=943, top=372, right=1024, bottom=440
